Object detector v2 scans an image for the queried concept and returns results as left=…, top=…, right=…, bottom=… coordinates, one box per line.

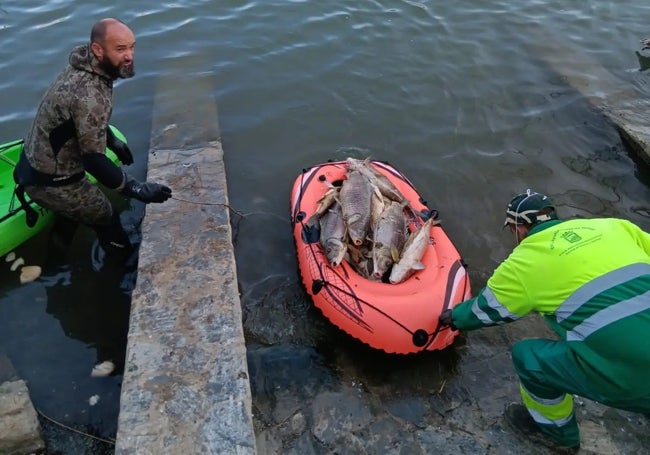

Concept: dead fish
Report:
left=339, top=169, right=378, bottom=246
left=319, top=203, right=347, bottom=267
left=389, top=217, right=440, bottom=284
left=306, top=186, right=340, bottom=227
left=372, top=201, right=408, bottom=279
left=369, top=190, right=386, bottom=233
left=346, top=157, right=407, bottom=204
left=346, top=244, right=374, bottom=279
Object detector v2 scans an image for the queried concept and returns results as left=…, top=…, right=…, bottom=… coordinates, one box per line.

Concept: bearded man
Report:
left=14, top=18, right=171, bottom=258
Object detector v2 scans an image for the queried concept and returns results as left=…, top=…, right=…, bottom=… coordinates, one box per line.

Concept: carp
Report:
left=369, top=190, right=386, bottom=233
left=319, top=202, right=347, bottom=267
left=372, top=201, right=408, bottom=279
left=339, top=169, right=378, bottom=246
left=389, top=217, right=440, bottom=284
left=346, top=157, right=407, bottom=204
left=306, top=186, right=340, bottom=228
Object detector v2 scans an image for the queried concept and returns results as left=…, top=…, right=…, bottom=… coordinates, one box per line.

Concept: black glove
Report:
left=122, top=175, right=172, bottom=203
left=439, top=309, right=456, bottom=330
left=106, top=126, right=134, bottom=166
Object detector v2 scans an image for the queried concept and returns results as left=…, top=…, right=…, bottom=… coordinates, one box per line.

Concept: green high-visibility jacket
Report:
left=452, top=218, right=650, bottom=396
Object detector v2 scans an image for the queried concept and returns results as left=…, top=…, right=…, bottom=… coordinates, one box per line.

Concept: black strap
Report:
left=13, top=152, right=84, bottom=187
left=14, top=184, right=39, bottom=228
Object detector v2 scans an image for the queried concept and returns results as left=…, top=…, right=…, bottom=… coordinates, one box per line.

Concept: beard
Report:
left=99, top=57, right=135, bottom=80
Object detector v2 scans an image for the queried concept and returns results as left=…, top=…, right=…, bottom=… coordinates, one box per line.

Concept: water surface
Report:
left=1, top=0, right=649, bottom=450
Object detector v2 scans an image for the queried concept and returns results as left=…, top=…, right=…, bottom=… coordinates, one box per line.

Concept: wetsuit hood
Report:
left=68, top=44, right=113, bottom=82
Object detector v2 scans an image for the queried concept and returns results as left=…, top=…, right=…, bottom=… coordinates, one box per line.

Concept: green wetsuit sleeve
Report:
left=451, top=259, right=532, bottom=331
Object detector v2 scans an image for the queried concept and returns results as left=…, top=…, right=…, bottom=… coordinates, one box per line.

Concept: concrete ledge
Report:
left=0, top=379, right=45, bottom=455
left=526, top=27, right=650, bottom=165
left=604, top=99, right=650, bottom=167
left=115, top=75, right=256, bottom=454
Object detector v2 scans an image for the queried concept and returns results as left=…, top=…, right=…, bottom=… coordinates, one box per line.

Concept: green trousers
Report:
left=511, top=338, right=650, bottom=447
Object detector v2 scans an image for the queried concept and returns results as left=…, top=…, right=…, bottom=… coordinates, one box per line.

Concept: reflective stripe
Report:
left=521, top=384, right=574, bottom=427
left=567, top=290, right=650, bottom=341
left=471, top=287, right=520, bottom=325
left=521, top=384, right=565, bottom=406
left=529, top=409, right=575, bottom=427
left=556, top=263, right=650, bottom=322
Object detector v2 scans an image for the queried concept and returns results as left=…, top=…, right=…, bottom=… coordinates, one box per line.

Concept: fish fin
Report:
left=372, top=184, right=382, bottom=199
left=347, top=213, right=361, bottom=223
left=390, top=247, right=400, bottom=262
left=403, top=204, right=419, bottom=221
left=306, top=213, right=320, bottom=228
left=347, top=244, right=362, bottom=262
left=413, top=261, right=426, bottom=271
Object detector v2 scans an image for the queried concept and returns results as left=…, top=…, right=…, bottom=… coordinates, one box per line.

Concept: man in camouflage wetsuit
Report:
left=439, top=190, right=650, bottom=454
left=14, top=18, right=171, bottom=258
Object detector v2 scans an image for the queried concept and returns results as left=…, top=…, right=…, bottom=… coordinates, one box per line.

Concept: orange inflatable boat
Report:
left=290, top=159, right=471, bottom=354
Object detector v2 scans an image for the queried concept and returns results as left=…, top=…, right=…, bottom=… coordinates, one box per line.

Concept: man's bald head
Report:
left=90, top=18, right=129, bottom=45
left=89, top=18, right=136, bottom=79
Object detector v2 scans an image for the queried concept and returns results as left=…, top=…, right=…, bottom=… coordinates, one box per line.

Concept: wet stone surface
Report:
left=243, top=281, right=650, bottom=455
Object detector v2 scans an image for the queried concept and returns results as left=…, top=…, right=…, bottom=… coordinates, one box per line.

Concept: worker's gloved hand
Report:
left=122, top=175, right=172, bottom=203
left=439, top=309, right=456, bottom=330
left=106, top=127, right=134, bottom=166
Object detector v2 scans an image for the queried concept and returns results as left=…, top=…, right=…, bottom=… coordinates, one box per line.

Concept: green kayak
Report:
left=0, top=125, right=126, bottom=257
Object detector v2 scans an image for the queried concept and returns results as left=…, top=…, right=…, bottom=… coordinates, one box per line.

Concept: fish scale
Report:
left=372, top=201, right=408, bottom=278
left=339, top=169, right=375, bottom=246
left=319, top=202, right=347, bottom=267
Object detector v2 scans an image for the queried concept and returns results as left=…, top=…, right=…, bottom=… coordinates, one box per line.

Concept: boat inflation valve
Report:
left=412, top=329, right=429, bottom=347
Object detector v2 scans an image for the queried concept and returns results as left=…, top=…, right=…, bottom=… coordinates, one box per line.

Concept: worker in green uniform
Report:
left=439, top=189, right=650, bottom=453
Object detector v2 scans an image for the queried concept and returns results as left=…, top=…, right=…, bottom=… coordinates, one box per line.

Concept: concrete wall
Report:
left=115, top=75, right=256, bottom=455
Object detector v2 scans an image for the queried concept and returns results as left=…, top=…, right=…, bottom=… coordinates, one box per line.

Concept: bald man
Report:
left=14, top=18, right=171, bottom=260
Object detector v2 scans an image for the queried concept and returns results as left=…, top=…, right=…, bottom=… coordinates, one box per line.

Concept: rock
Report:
left=19, top=266, right=42, bottom=284
left=0, top=354, right=19, bottom=384
left=90, top=360, right=115, bottom=377
left=0, top=379, right=45, bottom=455
left=10, top=257, right=25, bottom=272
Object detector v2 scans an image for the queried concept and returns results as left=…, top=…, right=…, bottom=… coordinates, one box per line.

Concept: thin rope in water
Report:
left=170, top=195, right=245, bottom=217
left=36, top=408, right=116, bottom=445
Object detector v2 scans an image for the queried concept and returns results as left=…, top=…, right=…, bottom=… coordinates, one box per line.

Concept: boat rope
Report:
left=422, top=259, right=470, bottom=350
left=35, top=407, right=116, bottom=445
left=299, top=215, right=426, bottom=338
left=170, top=195, right=245, bottom=217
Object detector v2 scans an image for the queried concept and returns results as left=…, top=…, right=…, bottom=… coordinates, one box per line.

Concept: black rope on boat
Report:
left=422, top=259, right=470, bottom=350
left=298, top=214, right=417, bottom=338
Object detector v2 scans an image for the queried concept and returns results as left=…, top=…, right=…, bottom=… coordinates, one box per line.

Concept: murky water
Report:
left=1, top=0, right=650, bottom=451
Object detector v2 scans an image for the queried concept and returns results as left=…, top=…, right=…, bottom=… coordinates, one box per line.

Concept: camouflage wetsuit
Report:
left=22, top=44, right=117, bottom=225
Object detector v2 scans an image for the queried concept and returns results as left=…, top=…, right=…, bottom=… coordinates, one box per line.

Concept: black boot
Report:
left=89, top=215, right=133, bottom=264
left=504, top=403, right=580, bottom=454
